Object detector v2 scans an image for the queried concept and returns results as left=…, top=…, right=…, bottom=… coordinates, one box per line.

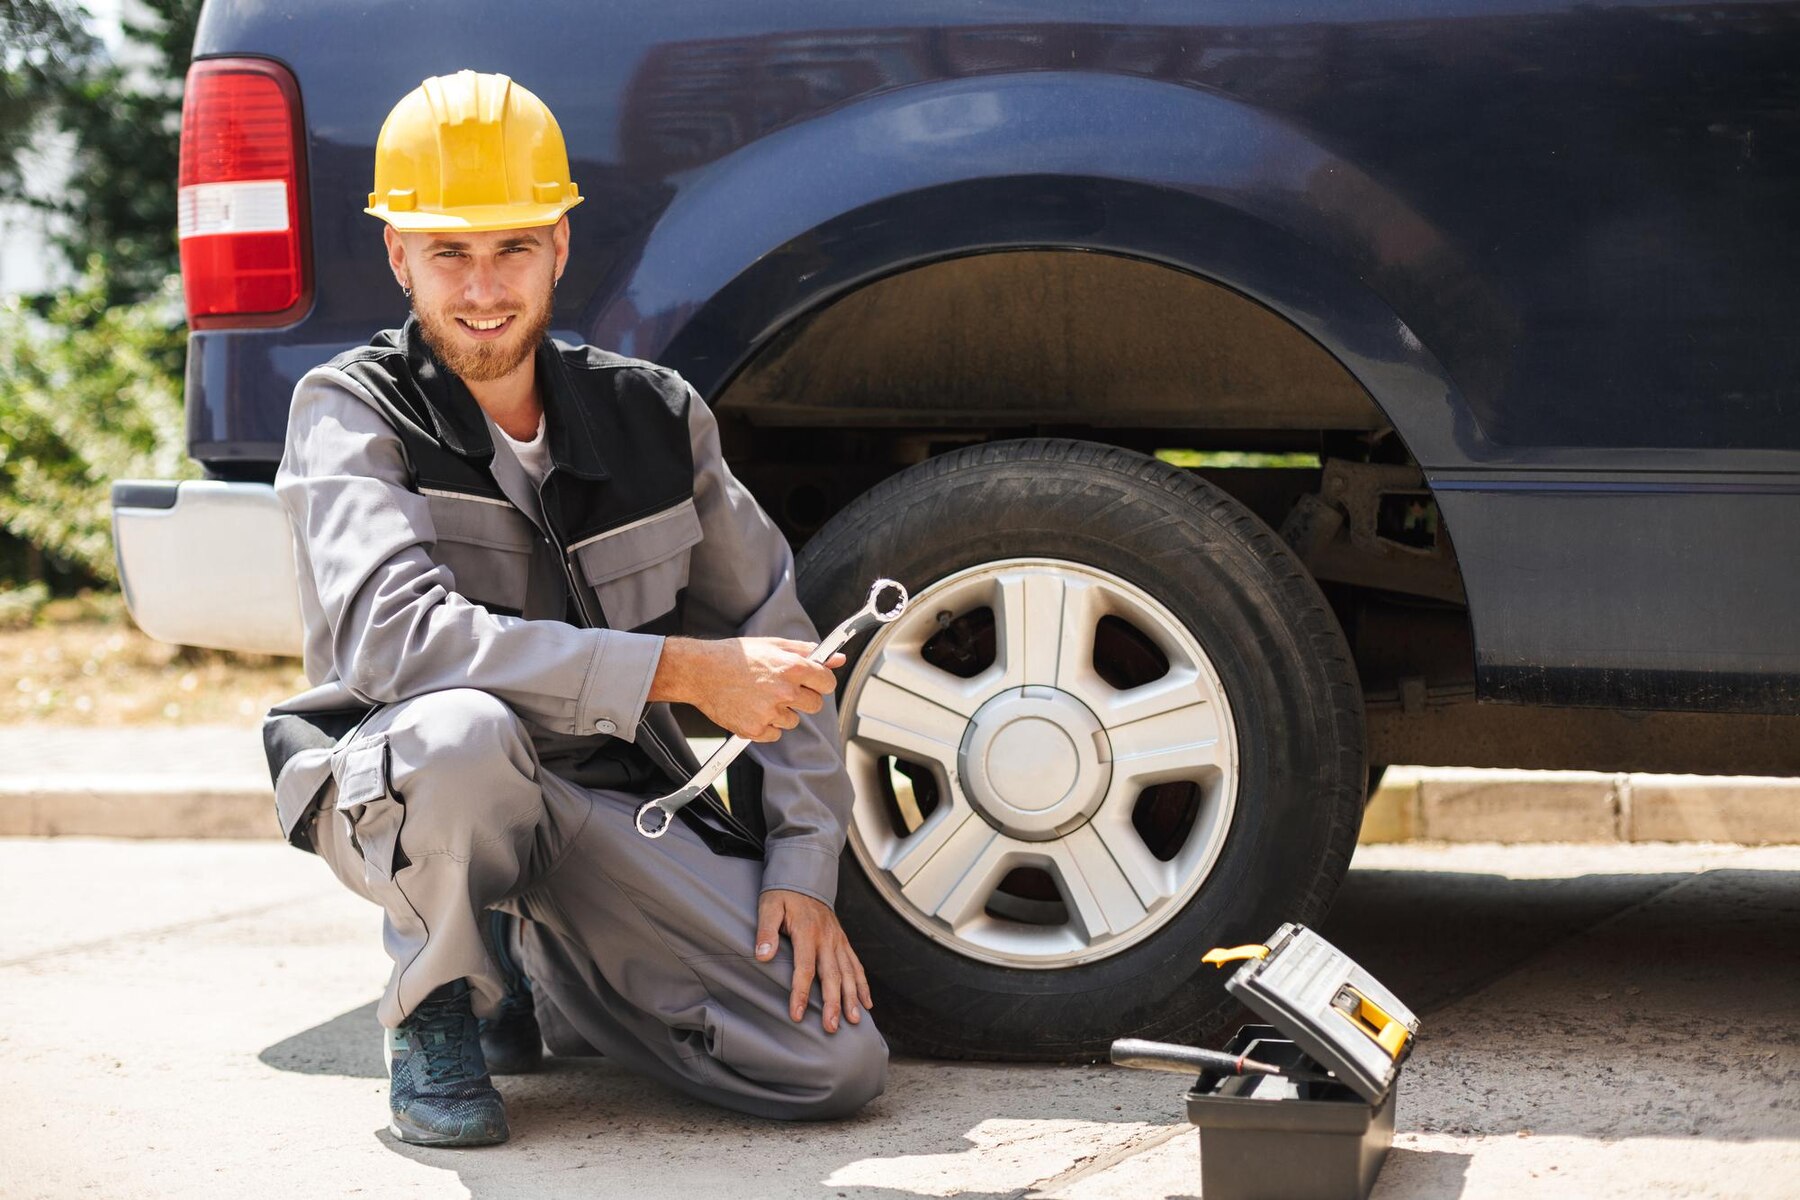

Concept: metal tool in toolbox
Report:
left=1110, top=1038, right=1314, bottom=1081
left=1109, top=923, right=1421, bottom=1200
left=634, top=578, right=908, bottom=838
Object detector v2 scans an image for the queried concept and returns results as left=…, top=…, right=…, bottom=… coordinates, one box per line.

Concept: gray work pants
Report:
left=309, top=687, right=887, bottom=1121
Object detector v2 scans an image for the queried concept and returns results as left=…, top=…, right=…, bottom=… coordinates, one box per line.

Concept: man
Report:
left=262, top=70, right=886, bottom=1147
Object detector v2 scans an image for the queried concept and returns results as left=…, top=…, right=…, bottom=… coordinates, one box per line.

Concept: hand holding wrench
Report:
left=634, top=578, right=909, bottom=838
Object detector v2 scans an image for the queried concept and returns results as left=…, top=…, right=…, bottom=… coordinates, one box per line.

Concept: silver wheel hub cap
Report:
left=841, top=559, right=1240, bottom=969
left=959, top=687, right=1111, bottom=841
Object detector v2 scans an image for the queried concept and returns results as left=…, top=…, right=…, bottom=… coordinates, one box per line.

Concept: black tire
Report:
left=795, top=439, right=1365, bottom=1061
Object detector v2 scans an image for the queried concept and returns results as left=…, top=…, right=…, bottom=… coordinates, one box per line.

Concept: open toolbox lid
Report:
left=1205, top=922, right=1420, bottom=1105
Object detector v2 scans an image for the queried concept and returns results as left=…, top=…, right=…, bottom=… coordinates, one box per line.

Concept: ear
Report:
left=551, top=215, right=570, bottom=285
left=383, top=225, right=409, bottom=289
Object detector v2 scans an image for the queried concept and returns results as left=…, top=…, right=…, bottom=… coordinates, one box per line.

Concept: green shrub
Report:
left=0, top=580, right=51, bottom=629
left=0, top=268, right=196, bottom=585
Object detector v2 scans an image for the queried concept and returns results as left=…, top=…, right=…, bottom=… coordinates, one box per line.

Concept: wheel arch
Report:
left=586, top=70, right=1496, bottom=472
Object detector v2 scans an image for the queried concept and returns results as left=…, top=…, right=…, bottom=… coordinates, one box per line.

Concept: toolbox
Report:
left=1116, top=922, right=1419, bottom=1200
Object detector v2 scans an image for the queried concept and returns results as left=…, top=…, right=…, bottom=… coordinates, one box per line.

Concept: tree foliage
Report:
left=0, top=272, right=198, bottom=584
left=0, top=0, right=202, bottom=589
left=0, top=0, right=98, bottom=201
left=3, top=0, right=202, bottom=306
left=50, top=0, right=200, bottom=304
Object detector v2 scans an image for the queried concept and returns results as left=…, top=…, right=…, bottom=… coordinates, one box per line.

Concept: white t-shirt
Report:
left=488, top=410, right=550, bottom=489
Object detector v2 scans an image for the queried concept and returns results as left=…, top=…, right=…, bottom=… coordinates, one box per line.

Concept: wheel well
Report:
left=719, top=248, right=1384, bottom=435
left=713, top=248, right=1476, bottom=716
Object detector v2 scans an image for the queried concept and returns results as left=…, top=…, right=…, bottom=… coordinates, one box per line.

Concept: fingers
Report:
left=837, top=944, right=863, bottom=1025
left=817, top=943, right=844, bottom=1034
left=760, top=892, right=872, bottom=1034
left=754, top=894, right=782, bottom=961
left=748, top=704, right=812, bottom=742
left=747, top=711, right=799, bottom=743
left=770, top=639, right=844, bottom=671
left=794, top=659, right=838, bottom=695
left=788, top=929, right=817, bottom=1025
left=849, top=945, right=872, bottom=1012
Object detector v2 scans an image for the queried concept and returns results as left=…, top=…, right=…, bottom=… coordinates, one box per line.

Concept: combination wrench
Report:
left=634, top=578, right=909, bottom=838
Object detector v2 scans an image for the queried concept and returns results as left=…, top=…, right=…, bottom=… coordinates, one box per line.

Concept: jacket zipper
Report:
left=539, top=472, right=689, bottom=781
left=537, top=471, right=760, bottom=849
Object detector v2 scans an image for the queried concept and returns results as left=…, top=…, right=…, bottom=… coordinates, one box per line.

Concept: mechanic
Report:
left=261, top=70, right=886, bottom=1146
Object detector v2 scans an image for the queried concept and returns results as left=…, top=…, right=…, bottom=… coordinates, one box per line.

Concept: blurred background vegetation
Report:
left=0, top=1, right=306, bottom=724
left=0, top=0, right=201, bottom=623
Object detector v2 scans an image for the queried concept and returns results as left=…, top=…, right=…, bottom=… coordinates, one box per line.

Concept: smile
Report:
left=457, top=316, right=512, bottom=331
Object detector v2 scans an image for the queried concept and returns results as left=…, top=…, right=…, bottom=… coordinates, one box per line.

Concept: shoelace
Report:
left=410, top=993, right=485, bottom=1089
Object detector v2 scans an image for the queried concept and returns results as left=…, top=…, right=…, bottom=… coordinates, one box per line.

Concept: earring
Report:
left=401, top=284, right=412, bottom=300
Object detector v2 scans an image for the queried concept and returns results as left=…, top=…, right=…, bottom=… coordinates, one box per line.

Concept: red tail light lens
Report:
left=178, top=58, right=310, bottom=326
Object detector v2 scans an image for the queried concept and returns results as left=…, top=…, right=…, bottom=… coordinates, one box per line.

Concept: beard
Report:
left=412, top=285, right=553, bottom=383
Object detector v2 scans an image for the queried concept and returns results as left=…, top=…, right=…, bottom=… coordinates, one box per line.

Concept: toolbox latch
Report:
left=1331, top=985, right=1411, bottom=1058
left=1201, top=943, right=1271, bottom=967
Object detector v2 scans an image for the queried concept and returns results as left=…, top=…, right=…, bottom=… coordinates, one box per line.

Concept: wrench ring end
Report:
left=634, top=801, right=672, bottom=839
left=868, top=578, right=908, bottom=622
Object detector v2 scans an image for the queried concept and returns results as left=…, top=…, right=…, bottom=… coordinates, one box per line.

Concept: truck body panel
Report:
left=168, top=0, right=1800, bottom=717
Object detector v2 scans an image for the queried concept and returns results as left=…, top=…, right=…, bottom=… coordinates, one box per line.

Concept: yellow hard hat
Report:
left=365, top=70, right=583, bottom=232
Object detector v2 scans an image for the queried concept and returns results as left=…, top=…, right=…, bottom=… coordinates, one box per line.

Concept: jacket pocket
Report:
left=424, top=491, right=536, bottom=616
left=333, top=733, right=406, bottom=884
left=574, top=497, right=702, bottom=632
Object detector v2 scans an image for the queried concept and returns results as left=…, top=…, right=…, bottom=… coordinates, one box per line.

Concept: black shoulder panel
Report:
left=540, top=353, right=696, bottom=544
left=326, top=327, right=506, bottom=501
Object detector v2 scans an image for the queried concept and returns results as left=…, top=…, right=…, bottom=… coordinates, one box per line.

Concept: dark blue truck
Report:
left=114, top=1, right=1800, bottom=1058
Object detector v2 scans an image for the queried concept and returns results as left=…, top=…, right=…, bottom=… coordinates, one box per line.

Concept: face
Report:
left=385, top=219, right=569, bottom=383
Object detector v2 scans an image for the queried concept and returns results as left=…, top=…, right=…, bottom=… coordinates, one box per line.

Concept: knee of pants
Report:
left=784, top=1019, right=889, bottom=1120
left=384, top=688, right=541, bottom=840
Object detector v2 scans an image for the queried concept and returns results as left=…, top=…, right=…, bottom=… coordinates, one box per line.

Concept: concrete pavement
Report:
left=3, top=838, right=1796, bottom=1199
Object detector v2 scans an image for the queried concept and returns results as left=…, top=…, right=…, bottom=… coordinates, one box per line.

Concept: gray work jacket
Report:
left=263, top=320, right=854, bottom=906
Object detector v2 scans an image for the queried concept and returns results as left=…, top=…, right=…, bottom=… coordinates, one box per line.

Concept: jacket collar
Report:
left=399, top=316, right=611, bottom=482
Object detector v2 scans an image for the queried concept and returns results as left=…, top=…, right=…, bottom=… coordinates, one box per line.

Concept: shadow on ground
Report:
left=256, top=864, right=1799, bottom=1198
left=1376, top=1147, right=1475, bottom=1196
left=1319, top=867, right=1693, bottom=1015
left=261, top=999, right=384, bottom=1077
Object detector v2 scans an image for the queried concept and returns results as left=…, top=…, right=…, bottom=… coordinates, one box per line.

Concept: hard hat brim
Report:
left=365, top=195, right=583, bottom=233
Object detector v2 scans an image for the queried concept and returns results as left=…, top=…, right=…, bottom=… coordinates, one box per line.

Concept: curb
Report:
left=0, top=777, right=273, bottom=839
left=1360, top=768, right=1800, bottom=845
left=2, top=764, right=1798, bottom=845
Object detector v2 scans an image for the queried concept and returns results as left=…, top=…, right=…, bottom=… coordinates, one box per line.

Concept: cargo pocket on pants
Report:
left=334, top=733, right=407, bottom=885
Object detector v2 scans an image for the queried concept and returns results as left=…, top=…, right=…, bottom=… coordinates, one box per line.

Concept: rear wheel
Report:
left=795, top=439, right=1364, bottom=1060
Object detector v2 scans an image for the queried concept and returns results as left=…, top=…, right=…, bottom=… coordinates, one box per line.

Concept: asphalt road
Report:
left=3, top=839, right=1796, bottom=1199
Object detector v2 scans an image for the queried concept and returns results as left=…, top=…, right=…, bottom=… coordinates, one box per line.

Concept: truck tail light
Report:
left=178, top=58, right=311, bottom=327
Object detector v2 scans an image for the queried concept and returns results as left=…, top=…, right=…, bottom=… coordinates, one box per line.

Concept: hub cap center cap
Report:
left=959, top=686, right=1112, bottom=841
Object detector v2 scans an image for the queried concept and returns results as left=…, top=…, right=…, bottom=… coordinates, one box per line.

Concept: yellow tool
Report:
left=1202, top=943, right=1270, bottom=967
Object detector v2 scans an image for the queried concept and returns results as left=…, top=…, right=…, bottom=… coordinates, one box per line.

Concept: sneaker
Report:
left=479, top=910, right=544, bottom=1075
left=385, top=980, right=509, bottom=1147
